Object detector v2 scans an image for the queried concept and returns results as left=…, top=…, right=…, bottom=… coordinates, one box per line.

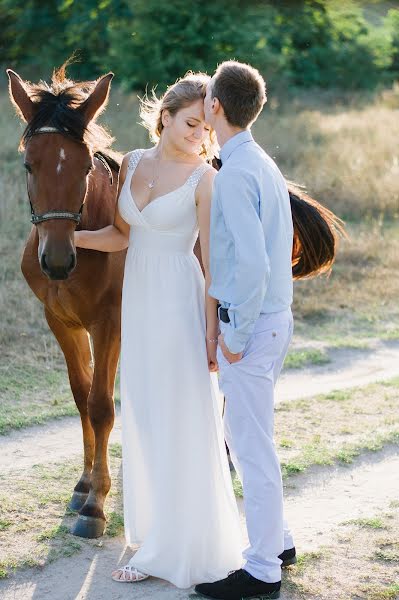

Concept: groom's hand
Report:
left=218, top=334, right=243, bottom=364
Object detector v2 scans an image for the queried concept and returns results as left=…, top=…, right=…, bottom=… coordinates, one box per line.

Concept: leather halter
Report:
left=25, top=126, right=112, bottom=226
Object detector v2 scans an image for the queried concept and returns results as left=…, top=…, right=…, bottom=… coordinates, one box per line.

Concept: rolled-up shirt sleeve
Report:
left=216, top=170, right=270, bottom=353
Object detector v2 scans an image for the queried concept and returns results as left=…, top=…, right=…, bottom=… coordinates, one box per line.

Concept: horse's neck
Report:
left=79, top=162, right=118, bottom=231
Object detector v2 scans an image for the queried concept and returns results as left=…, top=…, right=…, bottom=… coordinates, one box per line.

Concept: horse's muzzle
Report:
left=40, top=252, right=77, bottom=280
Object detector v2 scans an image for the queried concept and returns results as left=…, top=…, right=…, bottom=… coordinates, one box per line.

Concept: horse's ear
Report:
left=6, top=69, right=36, bottom=123
left=79, top=72, right=114, bottom=124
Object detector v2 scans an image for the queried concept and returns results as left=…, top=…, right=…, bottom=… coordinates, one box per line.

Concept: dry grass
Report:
left=292, top=218, right=399, bottom=341
left=0, top=452, right=123, bottom=579
left=283, top=506, right=399, bottom=600
left=1, top=377, right=398, bottom=580
left=257, top=105, right=399, bottom=220
left=1, top=82, right=398, bottom=429
left=276, top=378, right=399, bottom=477
left=229, top=376, right=399, bottom=497
left=3, top=80, right=398, bottom=218
left=105, top=84, right=399, bottom=219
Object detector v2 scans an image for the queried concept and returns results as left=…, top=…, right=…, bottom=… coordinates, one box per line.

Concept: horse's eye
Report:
left=24, top=162, right=32, bottom=174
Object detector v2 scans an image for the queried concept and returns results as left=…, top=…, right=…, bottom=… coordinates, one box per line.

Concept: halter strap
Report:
left=25, top=127, right=114, bottom=226
left=34, top=126, right=64, bottom=134
left=29, top=205, right=84, bottom=225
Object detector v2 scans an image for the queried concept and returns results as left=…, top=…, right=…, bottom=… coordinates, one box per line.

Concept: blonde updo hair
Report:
left=139, top=72, right=217, bottom=161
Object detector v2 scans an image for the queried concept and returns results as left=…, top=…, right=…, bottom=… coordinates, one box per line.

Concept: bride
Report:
left=74, top=73, right=243, bottom=588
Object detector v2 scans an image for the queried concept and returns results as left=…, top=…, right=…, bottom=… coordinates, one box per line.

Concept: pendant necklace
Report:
left=148, top=155, right=160, bottom=189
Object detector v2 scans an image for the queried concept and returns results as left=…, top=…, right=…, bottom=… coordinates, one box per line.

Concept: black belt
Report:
left=219, top=306, right=230, bottom=323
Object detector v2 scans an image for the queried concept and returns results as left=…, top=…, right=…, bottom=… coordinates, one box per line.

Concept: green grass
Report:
left=364, top=584, right=399, bottom=600
left=106, top=511, right=124, bottom=537
left=323, top=389, right=355, bottom=402
left=0, top=365, right=73, bottom=434
left=374, top=542, right=399, bottom=562
left=279, top=438, right=294, bottom=448
left=109, top=442, right=122, bottom=458
left=335, top=446, right=362, bottom=464
left=36, top=524, right=70, bottom=542
left=0, top=519, right=12, bottom=531
left=380, top=329, right=399, bottom=341
left=300, top=442, right=334, bottom=466
left=1, top=88, right=399, bottom=438
left=374, top=550, right=399, bottom=562
left=281, top=481, right=399, bottom=600
left=1, top=538, right=84, bottom=572
left=227, top=379, right=399, bottom=483
left=276, top=378, right=399, bottom=478
left=379, top=376, right=399, bottom=388
left=284, top=348, right=330, bottom=369
left=47, top=539, right=82, bottom=562
left=0, top=364, right=121, bottom=435
left=282, top=430, right=399, bottom=475
left=294, top=550, right=324, bottom=575
left=0, top=379, right=398, bottom=581
left=281, top=462, right=307, bottom=478
left=326, top=337, right=371, bottom=349
left=232, top=475, right=243, bottom=498
left=343, top=517, right=387, bottom=529
left=0, top=449, right=124, bottom=576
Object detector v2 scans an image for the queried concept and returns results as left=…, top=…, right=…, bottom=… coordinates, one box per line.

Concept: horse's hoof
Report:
left=69, top=491, right=89, bottom=512
left=70, top=514, right=105, bottom=538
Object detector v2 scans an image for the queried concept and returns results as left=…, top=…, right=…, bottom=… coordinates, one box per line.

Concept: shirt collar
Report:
left=219, top=130, right=253, bottom=164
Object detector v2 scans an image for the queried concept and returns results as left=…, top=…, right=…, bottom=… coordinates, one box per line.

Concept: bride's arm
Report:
left=74, top=153, right=131, bottom=252
left=196, top=168, right=219, bottom=369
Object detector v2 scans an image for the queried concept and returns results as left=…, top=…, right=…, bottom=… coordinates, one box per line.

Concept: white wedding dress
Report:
left=117, top=149, right=243, bottom=588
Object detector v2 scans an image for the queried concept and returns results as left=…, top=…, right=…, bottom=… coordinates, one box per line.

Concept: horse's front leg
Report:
left=44, top=308, right=94, bottom=511
left=71, top=316, right=120, bottom=538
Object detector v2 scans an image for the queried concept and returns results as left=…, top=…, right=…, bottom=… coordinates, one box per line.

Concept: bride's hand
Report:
left=206, top=337, right=219, bottom=372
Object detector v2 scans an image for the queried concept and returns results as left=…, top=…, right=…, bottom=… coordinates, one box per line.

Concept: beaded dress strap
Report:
left=127, top=149, right=145, bottom=173
left=186, top=163, right=213, bottom=189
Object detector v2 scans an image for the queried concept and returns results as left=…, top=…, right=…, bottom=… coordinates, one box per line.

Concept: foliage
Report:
left=0, top=1, right=398, bottom=90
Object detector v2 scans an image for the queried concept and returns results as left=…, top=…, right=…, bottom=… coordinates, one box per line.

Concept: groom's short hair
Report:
left=211, top=61, right=267, bottom=129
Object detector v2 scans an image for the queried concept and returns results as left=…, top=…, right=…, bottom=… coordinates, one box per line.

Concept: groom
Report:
left=196, top=61, right=296, bottom=600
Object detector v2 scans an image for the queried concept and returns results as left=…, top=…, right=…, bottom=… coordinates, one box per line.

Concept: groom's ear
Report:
left=212, top=97, right=221, bottom=115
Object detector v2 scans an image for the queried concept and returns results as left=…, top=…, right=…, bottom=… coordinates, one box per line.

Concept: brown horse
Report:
left=7, top=65, right=344, bottom=539
left=7, top=65, right=124, bottom=538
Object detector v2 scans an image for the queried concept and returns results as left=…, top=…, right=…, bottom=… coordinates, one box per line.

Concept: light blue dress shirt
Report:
left=209, top=130, right=293, bottom=354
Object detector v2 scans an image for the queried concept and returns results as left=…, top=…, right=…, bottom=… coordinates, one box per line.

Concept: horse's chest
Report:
left=45, top=286, right=81, bottom=325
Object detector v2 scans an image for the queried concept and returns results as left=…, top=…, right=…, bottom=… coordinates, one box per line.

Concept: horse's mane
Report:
left=19, top=62, right=122, bottom=170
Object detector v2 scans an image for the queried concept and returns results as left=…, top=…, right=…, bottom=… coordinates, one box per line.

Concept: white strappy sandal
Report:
left=111, top=564, right=149, bottom=583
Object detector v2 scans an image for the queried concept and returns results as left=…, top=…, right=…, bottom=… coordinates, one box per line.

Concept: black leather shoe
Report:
left=194, top=569, right=281, bottom=599
left=278, top=547, right=297, bottom=567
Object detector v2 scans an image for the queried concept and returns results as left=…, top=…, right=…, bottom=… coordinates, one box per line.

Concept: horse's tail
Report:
left=288, top=183, right=347, bottom=280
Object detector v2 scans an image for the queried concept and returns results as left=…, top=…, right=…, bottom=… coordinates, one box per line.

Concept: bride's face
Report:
left=163, top=99, right=211, bottom=155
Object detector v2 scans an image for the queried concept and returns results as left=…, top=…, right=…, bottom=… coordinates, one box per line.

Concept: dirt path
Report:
left=276, top=339, right=399, bottom=402
left=2, top=341, right=399, bottom=473
left=0, top=415, right=122, bottom=473
left=1, top=445, right=398, bottom=600
left=1, top=343, right=399, bottom=599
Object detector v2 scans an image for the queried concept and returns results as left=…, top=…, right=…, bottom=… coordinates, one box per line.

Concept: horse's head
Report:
left=7, top=67, right=114, bottom=280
